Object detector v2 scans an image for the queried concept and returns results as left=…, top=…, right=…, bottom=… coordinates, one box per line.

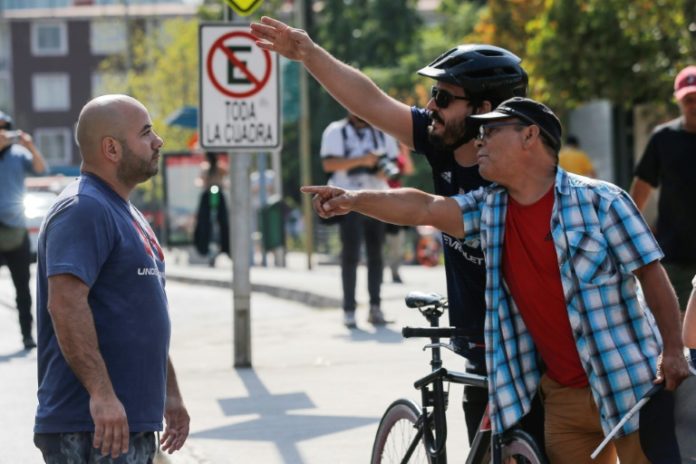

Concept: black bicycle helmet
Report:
left=0, top=110, right=12, bottom=129
left=418, top=44, right=528, bottom=99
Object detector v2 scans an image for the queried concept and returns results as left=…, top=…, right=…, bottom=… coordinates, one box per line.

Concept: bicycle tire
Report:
left=500, top=429, right=547, bottom=464
left=371, top=398, right=434, bottom=464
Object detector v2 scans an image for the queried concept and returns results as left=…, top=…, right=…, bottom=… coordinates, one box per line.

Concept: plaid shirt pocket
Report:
left=566, top=229, right=620, bottom=286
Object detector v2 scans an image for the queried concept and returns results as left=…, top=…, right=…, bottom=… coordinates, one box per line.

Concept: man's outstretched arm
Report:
left=301, top=185, right=465, bottom=238
left=251, top=17, right=414, bottom=148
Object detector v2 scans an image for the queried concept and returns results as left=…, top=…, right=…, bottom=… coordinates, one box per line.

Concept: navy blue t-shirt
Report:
left=35, top=173, right=170, bottom=433
left=411, top=107, right=489, bottom=366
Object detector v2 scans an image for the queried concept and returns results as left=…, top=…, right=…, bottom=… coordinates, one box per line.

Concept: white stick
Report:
left=590, top=395, right=652, bottom=459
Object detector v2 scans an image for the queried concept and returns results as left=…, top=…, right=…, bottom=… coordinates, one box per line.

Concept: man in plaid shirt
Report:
left=302, top=97, right=690, bottom=463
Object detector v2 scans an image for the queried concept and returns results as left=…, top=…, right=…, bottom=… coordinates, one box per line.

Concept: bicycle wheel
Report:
left=500, top=429, right=547, bottom=464
left=371, top=399, right=433, bottom=464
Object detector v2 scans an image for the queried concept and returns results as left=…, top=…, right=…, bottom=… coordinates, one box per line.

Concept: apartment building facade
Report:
left=0, top=0, right=197, bottom=172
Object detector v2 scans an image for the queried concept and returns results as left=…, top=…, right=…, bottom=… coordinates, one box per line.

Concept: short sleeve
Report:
left=383, top=133, right=399, bottom=159
left=601, top=190, right=663, bottom=273
left=634, top=132, right=661, bottom=187
left=452, top=187, right=487, bottom=240
left=45, top=195, right=115, bottom=287
left=411, top=107, right=431, bottom=156
left=319, top=123, right=344, bottom=158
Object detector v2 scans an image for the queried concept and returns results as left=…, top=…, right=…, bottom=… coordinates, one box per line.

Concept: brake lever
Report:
left=422, top=342, right=458, bottom=353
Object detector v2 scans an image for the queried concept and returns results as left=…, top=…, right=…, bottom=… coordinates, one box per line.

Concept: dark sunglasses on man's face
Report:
left=430, top=86, right=469, bottom=109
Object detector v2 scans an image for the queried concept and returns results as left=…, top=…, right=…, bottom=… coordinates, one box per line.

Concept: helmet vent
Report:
left=475, top=49, right=505, bottom=57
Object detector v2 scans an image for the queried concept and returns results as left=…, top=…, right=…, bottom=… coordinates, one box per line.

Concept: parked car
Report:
left=24, top=190, right=58, bottom=261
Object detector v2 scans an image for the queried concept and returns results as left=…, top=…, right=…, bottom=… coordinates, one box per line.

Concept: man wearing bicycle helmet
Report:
left=250, top=17, right=542, bottom=446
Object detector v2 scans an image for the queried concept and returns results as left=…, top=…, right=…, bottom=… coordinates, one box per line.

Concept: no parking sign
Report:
left=199, top=24, right=281, bottom=150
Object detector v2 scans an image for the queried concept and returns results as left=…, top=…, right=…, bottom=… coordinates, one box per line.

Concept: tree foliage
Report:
left=467, top=0, right=695, bottom=111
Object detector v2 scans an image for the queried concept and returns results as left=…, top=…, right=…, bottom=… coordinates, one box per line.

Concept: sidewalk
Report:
left=0, top=250, right=474, bottom=464
left=164, top=248, right=448, bottom=310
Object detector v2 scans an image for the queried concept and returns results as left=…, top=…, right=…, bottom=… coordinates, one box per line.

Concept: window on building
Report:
left=0, top=25, right=10, bottom=72
left=31, top=22, right=68, bottom=56
left=34, top=128, right=73, bottom=166
left=32, top=74, right=70, bottom=111
left=0, top=74, right=11, bottom=114
left=91, top=71, right=128, bottom=98
left=91, top=20, right=127, bottom=55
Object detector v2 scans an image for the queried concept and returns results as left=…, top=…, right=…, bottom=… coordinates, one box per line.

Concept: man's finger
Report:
left=100, top=424, right=113, bottom=456
left=120, top=423, right=130, bottom=455
left=93, top=423, right=104, bottom=449
left=111, top=425, right=122, bottom=458
left=260, top=16, right=285, bottom=28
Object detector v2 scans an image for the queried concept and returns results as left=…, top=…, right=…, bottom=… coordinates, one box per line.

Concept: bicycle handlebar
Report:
left=402, top=327, right=470, bottom=339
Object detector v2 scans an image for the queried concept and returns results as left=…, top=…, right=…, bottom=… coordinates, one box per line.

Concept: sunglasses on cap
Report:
left=475, top=121, right=529, bottom=142
left=430, top=86, right=470, bottom=109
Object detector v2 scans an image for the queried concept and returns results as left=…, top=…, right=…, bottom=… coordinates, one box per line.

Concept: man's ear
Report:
left=102, top=136, right=120, bottom=162
left=523, top=125, right=540, bottom=148
left=474, top=101, right=493, bottom=115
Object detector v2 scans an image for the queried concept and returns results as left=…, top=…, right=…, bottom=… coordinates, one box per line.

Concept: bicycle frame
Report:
left=372, top=292, right=546, bottom=464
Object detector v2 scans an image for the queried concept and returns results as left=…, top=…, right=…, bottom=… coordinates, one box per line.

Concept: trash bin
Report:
left=259, top=198, right=285, bottom=251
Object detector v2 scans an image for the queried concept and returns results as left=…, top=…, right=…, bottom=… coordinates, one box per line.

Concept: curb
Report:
left=165, top=273, right=343, bottom=309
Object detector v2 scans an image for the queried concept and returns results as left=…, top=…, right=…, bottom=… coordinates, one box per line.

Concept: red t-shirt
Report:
left=503, top=187, right=588, bottom=388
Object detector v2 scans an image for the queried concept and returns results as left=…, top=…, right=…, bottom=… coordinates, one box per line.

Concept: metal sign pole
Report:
left=231, top=151, right=252, bottom=367
left=224, top=4, right=252, bottom=367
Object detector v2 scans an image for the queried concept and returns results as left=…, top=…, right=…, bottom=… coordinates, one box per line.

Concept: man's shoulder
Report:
left=50, top=177, right=117, bottom=221
left=651, top=117, right=683, bottom=136
left=323, top=118, right=349, bottom=133
left=565, top=173, right=623, bottom=202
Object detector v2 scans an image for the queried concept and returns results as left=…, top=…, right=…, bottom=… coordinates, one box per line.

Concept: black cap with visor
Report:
left=466, top=97, right=562, bottom=152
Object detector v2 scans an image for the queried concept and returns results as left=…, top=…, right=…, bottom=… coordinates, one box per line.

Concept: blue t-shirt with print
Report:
left=34, top=173, right=170, bottom=433
left=0, top=144, right=35, bottom=228
left=411, top=107, right=489, bottom=368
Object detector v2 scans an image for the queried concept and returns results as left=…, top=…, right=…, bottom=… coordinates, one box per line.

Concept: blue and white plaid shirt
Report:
left=453, top=168, right=664, bottom=437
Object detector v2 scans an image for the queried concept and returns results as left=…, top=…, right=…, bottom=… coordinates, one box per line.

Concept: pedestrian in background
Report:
left=193, top=151, right=230, bottom=265
left=250, top=19, right=546, bottom=449
left=0, top=110, right=47, bottom=350
left=630, top=65, right=696, bottom=310
left=33, top=95, right=189, bottom=462
left=384, top=142, right=414, bottom=284
left=303, top=97, right=689, bottom=463
left=320, top=113, right=399, bottom=328
left=558, top=134, right=596, bottom=177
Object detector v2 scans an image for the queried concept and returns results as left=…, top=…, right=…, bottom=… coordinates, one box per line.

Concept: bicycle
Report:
left=370, top=291, right=546, bottom=464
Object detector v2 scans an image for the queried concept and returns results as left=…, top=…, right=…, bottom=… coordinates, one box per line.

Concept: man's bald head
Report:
left=75, top=94, right=146, bottom=163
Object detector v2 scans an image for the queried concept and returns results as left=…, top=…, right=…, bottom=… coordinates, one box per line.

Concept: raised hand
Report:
left=300, top=185, right=355, bottom=219
left=250, top=16, right=315, bottom=62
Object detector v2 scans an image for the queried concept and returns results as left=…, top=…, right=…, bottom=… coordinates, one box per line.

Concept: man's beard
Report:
left=116, top=141, right=158, bottom=185
left=427, top=111, right=470, bottom=151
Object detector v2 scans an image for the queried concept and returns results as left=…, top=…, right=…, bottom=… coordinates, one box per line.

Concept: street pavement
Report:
left=0, top=250, right=474, bottom=463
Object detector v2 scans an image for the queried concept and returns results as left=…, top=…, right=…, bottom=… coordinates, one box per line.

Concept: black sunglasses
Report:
left=430, top=86, right=469, bottom=109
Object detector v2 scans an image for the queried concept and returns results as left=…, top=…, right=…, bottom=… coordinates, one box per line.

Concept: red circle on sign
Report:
left=206, top=31, right=271, bottom=98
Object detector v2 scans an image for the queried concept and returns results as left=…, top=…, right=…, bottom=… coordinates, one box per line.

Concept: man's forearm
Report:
left=303, top=46, right=413, bottom=146
left=352, top=188, right=464, bottom=237
left=166, top=357, right=183, bottom=400
left=637, top=262, right=684, bottom=353
left=49, top=296, right=115, bottom=397
left=629, top=177, right=653, bottom=212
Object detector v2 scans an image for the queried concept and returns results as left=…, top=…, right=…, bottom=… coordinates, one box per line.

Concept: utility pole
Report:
left=295, top=0, right=313, bottom=270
